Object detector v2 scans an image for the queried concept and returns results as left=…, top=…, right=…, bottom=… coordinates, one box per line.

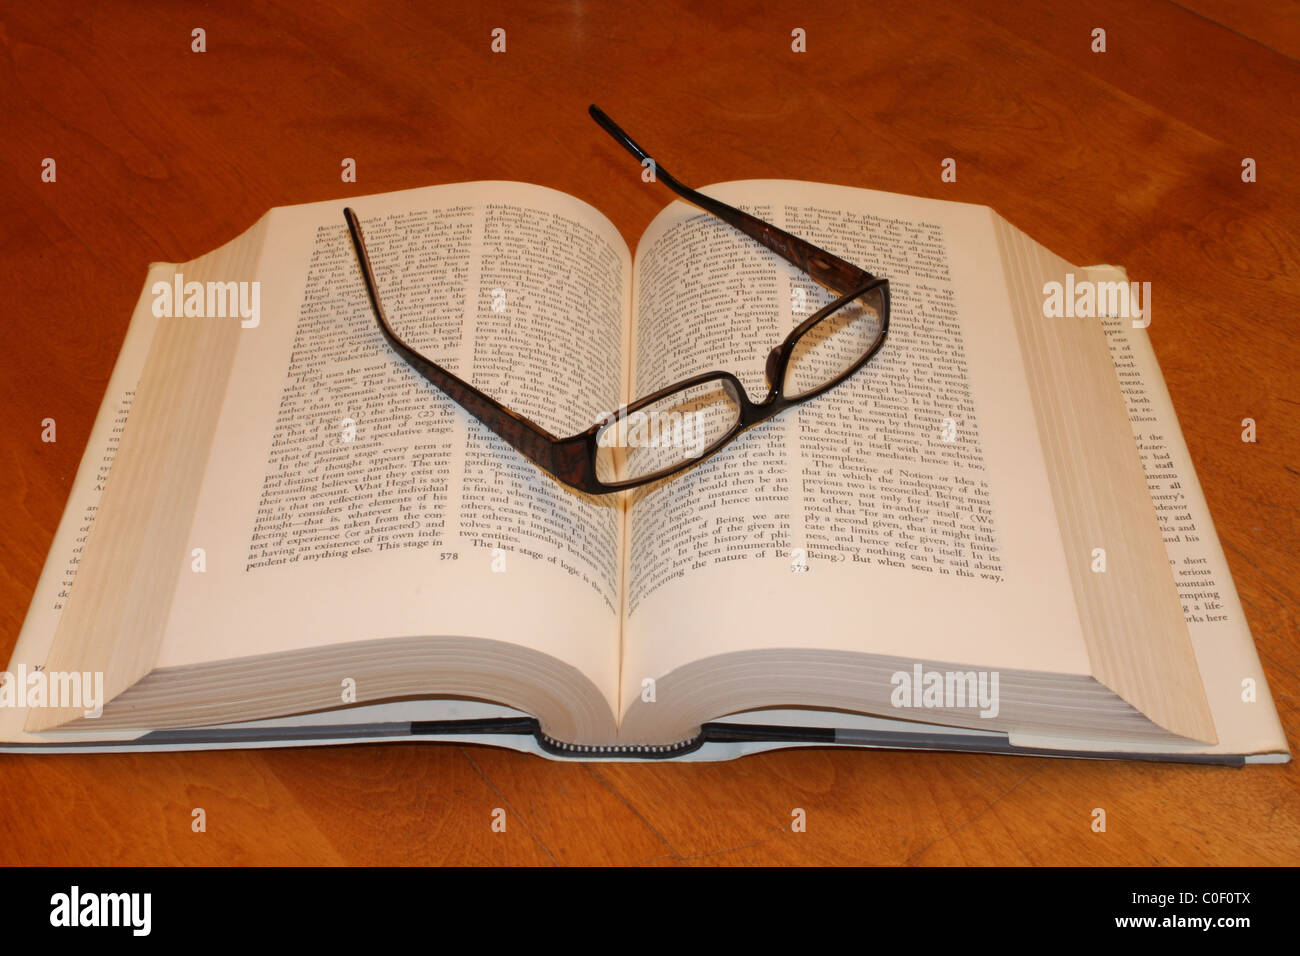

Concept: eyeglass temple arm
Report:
left=589, top=105, right=875, bottom=297
left=343, top=209, right=593, bottom=486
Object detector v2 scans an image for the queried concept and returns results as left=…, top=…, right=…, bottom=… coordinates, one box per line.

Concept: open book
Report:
left=2, top=179, right=1287, bottom=763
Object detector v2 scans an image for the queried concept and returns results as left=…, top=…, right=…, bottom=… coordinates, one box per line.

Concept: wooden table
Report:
left=1, top=0, right=1295, bottom=866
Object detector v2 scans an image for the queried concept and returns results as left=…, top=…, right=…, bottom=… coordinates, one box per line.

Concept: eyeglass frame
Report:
left=342, top=105, right=890, bottom=495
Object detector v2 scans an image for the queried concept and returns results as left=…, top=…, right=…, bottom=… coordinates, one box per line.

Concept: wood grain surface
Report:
left=0, top=0, right=1295, bottom=866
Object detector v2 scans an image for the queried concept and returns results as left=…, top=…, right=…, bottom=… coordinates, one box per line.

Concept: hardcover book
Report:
left=2, top=177, right=1287, bottom=763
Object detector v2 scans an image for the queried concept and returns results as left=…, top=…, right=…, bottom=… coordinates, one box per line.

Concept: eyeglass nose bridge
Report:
left=764, top=344, right=784, bottom=391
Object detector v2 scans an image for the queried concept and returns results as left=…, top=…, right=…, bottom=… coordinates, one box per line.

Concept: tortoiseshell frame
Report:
left=342, top=105, right=890, bottom=494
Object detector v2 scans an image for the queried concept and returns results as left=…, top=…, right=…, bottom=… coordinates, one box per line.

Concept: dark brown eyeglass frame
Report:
left=343, top=105, right=890, bottom=495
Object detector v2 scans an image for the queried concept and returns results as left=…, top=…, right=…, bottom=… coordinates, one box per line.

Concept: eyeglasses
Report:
left=343, top=105, right=889, bottom=494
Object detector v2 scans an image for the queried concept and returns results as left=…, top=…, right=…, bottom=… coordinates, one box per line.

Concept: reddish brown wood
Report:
left=0, top=0, right=1295, bottom=865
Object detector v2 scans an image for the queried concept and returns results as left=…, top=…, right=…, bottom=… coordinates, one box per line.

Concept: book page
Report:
left=153, top=182, right=630, bottom=719
left=621, top=181, right=1090, bottom=717
left=1005, top=266, right=1285, bottom=755
left=0, top=264, right=165, bottom=742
